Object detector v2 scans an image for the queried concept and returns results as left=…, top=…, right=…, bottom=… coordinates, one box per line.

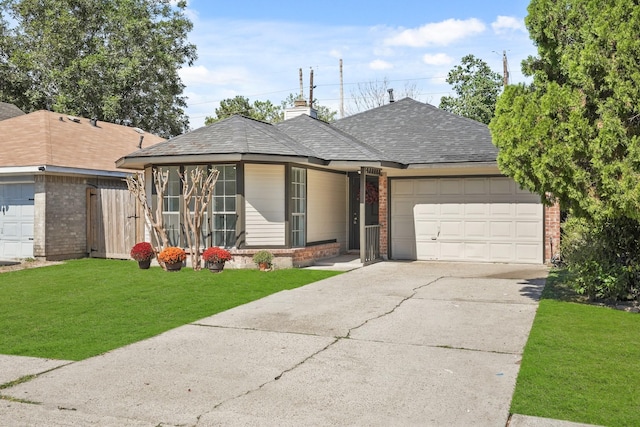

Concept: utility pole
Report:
left=309, top=68, right=314, bottom=109
left=502, top=50, right=509, bottom=87
left=339, top=59, right=344, bottom=118
left=298, top=68, right=303, bottom=100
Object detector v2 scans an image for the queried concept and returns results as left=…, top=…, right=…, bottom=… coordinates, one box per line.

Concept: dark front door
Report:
left=349, top=173, right=360, bottom=250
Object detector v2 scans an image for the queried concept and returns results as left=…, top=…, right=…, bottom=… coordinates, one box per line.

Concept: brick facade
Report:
left=34, top=175, right=88, bottom=260
left=229, top=242, right=341, bottom=269
left=378, top=173, right=388, bottom=259
left=33, top=174, right=133, bottom=261
left=544, top=201, right=561, bottom=264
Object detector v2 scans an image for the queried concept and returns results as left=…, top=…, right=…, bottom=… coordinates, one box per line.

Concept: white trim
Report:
left=0, top=165, right=131, bottom=178
left=405, top=161, right=498, bottom=169
left=0, top=166, right=42, bottom=175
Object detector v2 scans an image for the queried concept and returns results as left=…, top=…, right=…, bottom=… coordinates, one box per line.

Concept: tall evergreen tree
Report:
left=490, top=0, right=640, bottom=221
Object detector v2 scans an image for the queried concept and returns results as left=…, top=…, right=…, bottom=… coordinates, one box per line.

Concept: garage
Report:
left=390, top=177, right=543, bottom=264
left=0, top=183, right=35, bottom=259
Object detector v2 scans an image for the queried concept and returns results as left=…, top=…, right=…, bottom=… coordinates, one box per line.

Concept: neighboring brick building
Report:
left=0, top=110, right=164, bottom=260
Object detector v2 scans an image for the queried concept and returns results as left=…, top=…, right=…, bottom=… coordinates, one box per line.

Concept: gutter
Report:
left=0, top=165, right=131, bottom=178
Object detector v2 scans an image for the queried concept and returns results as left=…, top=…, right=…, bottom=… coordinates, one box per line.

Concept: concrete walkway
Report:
left=0, top=261, right=591, bottom=426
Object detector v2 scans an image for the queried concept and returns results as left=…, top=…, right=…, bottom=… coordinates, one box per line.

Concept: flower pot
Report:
left=165, top=261, right=183, bottom=272
left=207, top=261, right=225, bottom=273
left=138, top=259, right=151, bottom=270
left=258, top=262, right=269, bottom=271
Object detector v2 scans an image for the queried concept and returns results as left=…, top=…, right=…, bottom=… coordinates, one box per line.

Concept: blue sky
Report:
left=178, top=0, right=537, bottom=128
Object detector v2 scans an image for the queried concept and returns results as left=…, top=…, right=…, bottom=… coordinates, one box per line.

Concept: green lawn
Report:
left=511, top=270, right=640, bottom=426
left=0, top=259, right=341, bottom=361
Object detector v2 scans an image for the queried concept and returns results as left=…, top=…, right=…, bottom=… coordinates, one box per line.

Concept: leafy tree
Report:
left=205, top=96, right=283, bottom=124
left=205, top=96, right=253, bottom=124
left=439, top=54, right=502, bottom=124
left=489, top=0, right=640, bottom=222
left=205, top=94, right=337, bottom=125
left=0, top=0, right=196, bottom=137
left=490, top=0, right=640, bottom=300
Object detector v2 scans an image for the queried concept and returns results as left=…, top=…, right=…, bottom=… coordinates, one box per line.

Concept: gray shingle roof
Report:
left=128, top=115, right=316, bottom=159
left=332, top=97, right=497, bottom=165
left=0, top=102, right=25, bottom=121
left=275, top=114, right=394, bottom=163
left=120, top=98, right=497, bottom=168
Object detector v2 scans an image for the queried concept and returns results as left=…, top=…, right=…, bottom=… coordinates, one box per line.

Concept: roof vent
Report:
left=67, top=115, right=81, bottom=123
left=133, top=127, right=144, bottom=134
left=388, top=89, right=395, bottom=103
left=89, top=117, right=98, bottom=127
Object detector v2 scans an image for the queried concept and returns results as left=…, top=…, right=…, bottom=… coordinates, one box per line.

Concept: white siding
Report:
left=245, top=164, right=285, bottom=246
left=391, top=177, right=543, bottom=264
left=307, top=170, right=347, bottom=249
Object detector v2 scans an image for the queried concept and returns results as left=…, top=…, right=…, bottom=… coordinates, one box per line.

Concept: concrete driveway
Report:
left=0, top=261, right=548, bottom=426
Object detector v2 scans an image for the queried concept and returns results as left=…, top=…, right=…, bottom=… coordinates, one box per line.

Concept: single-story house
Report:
left=0, top=110, right=164, bottom=260
left=117, top=98, right=560, bottom=267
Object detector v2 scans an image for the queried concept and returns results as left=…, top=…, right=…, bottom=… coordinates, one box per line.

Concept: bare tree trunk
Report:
left=180, top=167, right=219, bottom=270
left=125, top=168, right=171, bottom=256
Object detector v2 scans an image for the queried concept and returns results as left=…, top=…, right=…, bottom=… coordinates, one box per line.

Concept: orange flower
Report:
left=157, top=247, right=186, bottom=264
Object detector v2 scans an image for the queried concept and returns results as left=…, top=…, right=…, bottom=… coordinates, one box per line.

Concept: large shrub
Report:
left=561, top=217, right=640, bottom=301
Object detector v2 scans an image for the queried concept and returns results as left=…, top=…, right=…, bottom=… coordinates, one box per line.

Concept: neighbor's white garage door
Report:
left=0, top=183, right=35, bottom=259
left=391, top=177, right=543, bottom=264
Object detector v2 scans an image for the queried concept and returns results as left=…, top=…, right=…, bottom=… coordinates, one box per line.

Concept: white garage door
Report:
left=0, top=183, right=35, bottom=259
left=391, top=177, right=543, bottom=264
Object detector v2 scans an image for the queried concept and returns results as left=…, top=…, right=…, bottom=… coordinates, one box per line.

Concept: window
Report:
left=212, top=164, right=237, bottom=248
left=291, top=167, right=306, bottom=247
left=159, top=165, right=236, bottom=249
left=162, top=167, right=182, bottom=246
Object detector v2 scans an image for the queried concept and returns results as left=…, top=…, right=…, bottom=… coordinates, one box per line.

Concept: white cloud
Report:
left=384, top=18, right=486, bottom=47
left=492, top=16, right=526, bottom=35
left=422, top=53, right=454, bottom=66
left=179, top=65, right=251, bottom=86
left=369, top=59, right=394, bottom=70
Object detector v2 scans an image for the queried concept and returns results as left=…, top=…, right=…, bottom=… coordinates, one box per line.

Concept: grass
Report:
left=0, top=258, right=341, bottom=361
left=511, top=269, right=640, bottom=426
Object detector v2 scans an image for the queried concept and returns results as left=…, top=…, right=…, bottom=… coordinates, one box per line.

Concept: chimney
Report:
left=284, top=68, right=318, bottom=120
left=388, top=88, right=395, bottom=103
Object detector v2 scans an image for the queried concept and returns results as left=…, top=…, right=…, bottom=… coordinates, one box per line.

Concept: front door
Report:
left=348, top=173, right=359, bottom=250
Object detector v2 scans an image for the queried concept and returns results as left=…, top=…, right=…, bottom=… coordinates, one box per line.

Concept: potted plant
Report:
left=157, top=246, right=186, bottom=271
left=202, top=246, right=232, bottom=273
left=252, top=250, right=273, bottom=271
left=130, top=242, right=155, bottom=269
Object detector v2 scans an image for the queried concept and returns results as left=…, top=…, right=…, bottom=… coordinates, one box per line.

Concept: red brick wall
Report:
left=378, top=173, right=388, bottom=258
left=231, top=243, right=341, bottom=269
left=544, top=202, right=561, bottom=263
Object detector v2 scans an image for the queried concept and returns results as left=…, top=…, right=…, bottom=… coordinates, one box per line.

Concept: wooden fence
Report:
left=87, top=185, right=143, bottom=259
